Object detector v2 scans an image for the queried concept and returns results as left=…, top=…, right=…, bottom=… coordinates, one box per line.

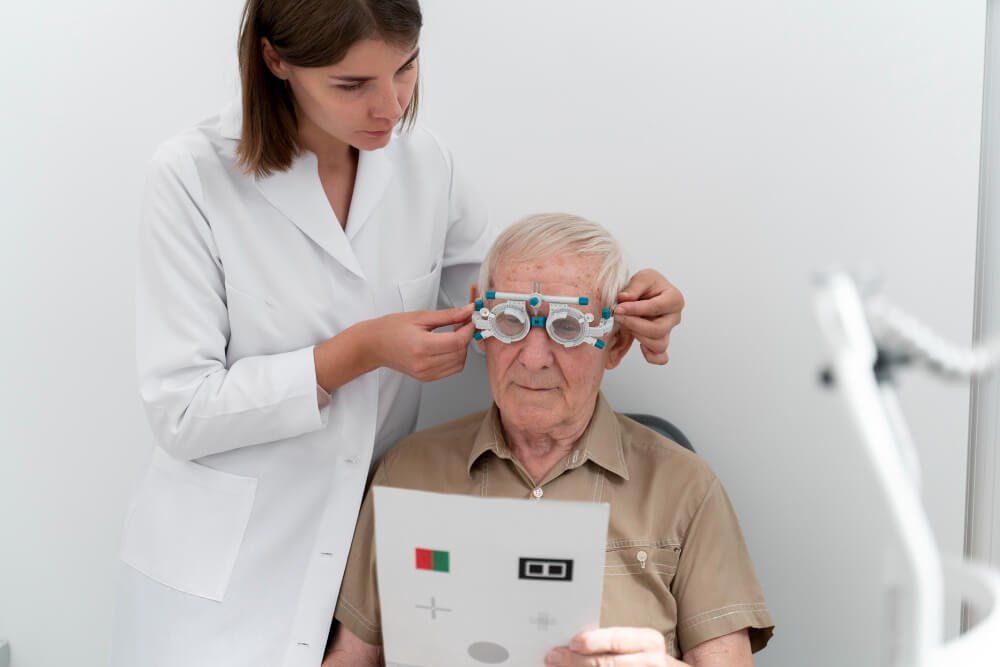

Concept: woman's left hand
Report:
left=615, top=269, right=685, bottom=365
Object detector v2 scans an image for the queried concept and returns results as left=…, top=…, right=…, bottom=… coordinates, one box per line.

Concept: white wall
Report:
left=0, top=1, right=986, bottom=666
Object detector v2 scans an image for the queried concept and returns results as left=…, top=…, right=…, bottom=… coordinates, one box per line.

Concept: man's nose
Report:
left=516, top=326, right=555, bottom=370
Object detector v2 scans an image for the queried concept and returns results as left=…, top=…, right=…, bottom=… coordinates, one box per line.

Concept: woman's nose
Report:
left=371, top=83, right=403, bottom=122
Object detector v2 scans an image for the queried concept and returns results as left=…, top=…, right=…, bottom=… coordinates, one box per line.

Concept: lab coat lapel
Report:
left=345, top=144, right=393, bottom=241
left=253, top=152, right=366, bottom=279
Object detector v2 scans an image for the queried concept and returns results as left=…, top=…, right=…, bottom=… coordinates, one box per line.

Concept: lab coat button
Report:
left=344, top=456, right=359, bottom=464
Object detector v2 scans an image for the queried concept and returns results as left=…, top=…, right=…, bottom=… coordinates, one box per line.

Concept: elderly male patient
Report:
left=324, top=214, right=774, bottom=666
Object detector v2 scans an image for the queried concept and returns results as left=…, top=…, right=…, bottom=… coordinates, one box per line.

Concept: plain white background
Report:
left=0, top=1, right=988, bottom=665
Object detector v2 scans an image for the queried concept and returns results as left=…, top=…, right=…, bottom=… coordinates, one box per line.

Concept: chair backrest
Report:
left=623, top=413, right=695, bottom=453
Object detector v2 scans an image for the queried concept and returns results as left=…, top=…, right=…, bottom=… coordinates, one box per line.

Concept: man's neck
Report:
left=502, top=415, right=591, bottom=486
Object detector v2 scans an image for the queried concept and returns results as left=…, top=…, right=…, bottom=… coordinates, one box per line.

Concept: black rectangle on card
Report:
left=518, top=557, right=573, bottom=581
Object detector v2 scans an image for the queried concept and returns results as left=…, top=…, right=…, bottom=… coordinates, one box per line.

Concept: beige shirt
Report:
left=335, top=394, right=774, bottom=658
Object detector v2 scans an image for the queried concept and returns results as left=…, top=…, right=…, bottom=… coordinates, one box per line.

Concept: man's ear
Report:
left=604, top=327, right=634, bottom=370
left=260, top=38, right=290, bottom=80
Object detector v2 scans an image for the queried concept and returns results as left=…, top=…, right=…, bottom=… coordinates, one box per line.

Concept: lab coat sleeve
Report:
left=429, top=137, right=494, bottom=309
left=136, top=142, right=330, bottom=461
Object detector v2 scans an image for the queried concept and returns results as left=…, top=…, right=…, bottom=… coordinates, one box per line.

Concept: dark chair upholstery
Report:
left=623, top=413, right=695, bottom=453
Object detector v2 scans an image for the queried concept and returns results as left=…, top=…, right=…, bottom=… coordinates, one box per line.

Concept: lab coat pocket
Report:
left=120, top=447, right=258, bottom=602
left=397, top=262, right=443, bottom=312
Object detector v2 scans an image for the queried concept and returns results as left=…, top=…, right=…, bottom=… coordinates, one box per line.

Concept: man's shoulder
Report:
left=380, top=410, right=488, bottom=481
left=615, top=412, right=716, bottom=483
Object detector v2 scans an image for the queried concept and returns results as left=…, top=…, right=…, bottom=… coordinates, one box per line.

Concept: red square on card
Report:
left=415, top=548, right=433, bottom=570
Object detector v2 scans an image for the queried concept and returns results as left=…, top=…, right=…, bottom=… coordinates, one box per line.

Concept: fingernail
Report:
left=544, top=652, right=562, bottom=667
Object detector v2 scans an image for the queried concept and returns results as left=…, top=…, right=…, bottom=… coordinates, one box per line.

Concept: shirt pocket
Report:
left=604, top=541, right=681, bottom=579
left=119, top=447, right=258, bottom=602
left=397, top=261, right=443, bottom=312
left=601, top=541, right=682, bottom=654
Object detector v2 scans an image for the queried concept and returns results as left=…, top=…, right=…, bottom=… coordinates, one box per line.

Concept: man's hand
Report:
left=615, top=269, right=684, bottom=365
left=544, top=627, right=685, bottom=667
left=322, top=626, right=382, bottom=667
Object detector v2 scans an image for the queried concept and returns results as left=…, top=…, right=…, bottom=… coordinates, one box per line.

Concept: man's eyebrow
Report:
left=329, top=48, right=420, bottom=82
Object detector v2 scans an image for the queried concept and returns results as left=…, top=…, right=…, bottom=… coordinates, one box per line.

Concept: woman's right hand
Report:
left=363, top=303, right=476, bottom=381
left=314, top=303, right=476, bottom=392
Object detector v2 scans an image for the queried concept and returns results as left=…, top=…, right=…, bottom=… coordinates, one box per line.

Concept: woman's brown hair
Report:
left=236, top=0, right=422, bottom=177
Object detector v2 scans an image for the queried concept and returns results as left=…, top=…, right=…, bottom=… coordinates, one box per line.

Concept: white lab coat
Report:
left=112, top=102, right=492, bottom=667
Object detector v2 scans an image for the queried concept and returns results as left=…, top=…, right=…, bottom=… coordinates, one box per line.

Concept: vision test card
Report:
left=373, top=486, right=609, bottom=666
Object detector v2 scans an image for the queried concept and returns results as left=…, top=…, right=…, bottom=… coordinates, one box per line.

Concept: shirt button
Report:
left=637, top=550, right=648, bottom=569
left=532, top=487, right=544, bottom=499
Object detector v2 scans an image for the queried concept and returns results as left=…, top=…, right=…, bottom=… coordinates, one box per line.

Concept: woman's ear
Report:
left=604, top=326, right=635, bottom=370
left=260, top=38, right=289, bottom=80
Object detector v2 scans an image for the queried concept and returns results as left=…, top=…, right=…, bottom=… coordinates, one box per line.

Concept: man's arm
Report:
left=544, top=627, right=752, bottom=667
left=683, top=629, right=752, bottom=667
left=322, top=625, right=382, bottom=667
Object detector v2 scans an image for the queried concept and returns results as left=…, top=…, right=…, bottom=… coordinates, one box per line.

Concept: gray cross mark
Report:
left=415, top=596, right=452, bottom=620
left=530, top=611, right=557, bottom=631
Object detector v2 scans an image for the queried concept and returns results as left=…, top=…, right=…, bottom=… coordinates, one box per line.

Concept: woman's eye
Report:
left=397, top=61, right=416, bottom=75
left=336, top=82, right=364, bottom=92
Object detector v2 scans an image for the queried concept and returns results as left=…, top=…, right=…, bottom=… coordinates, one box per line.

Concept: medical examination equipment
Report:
left=814, top=271, right=1000, bottom=666
left=472, top=283, right=614, bottom=348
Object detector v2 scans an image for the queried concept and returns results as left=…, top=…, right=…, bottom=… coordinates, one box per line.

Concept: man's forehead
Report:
left=493, top=254, right=601, bottom=294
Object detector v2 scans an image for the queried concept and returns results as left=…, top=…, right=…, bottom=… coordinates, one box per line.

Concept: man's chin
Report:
left=507, top=387, right=561, bottom=410
left=502, top=397, right=563, bottom=426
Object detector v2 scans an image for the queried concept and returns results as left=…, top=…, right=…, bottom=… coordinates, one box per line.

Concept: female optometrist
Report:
left=111, top=1, right=684, bottom=666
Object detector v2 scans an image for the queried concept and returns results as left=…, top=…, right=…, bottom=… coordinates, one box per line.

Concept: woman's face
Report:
left=266, top=38, right=419, bottom=152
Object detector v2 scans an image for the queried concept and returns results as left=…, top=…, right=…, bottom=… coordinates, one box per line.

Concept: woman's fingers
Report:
left=615, top=269, right=684, bottom=367
left=638, top=342, right=669, bottom=365
left=618, top=268, right=664, bottom=302
left=615, top=313, right=674, bottom=345
left=413, top=303, right=475, bottom=329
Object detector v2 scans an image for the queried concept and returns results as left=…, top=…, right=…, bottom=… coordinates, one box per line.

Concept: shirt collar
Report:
left=218, top=98, right=241, bottom=140
left=466, top=392, right=630, bottom=481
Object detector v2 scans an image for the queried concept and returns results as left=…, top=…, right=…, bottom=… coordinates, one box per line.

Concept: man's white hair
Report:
left=479, top=213, right=629, bottom=308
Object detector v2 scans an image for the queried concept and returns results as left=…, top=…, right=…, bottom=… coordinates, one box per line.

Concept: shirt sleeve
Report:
left=334, top=465, right=387, bottom=645
left=427, top=135, right=494, bottom=310
left=137, top=141, right=331, bottom=461
left=672, top=478, right=775, bottom=655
